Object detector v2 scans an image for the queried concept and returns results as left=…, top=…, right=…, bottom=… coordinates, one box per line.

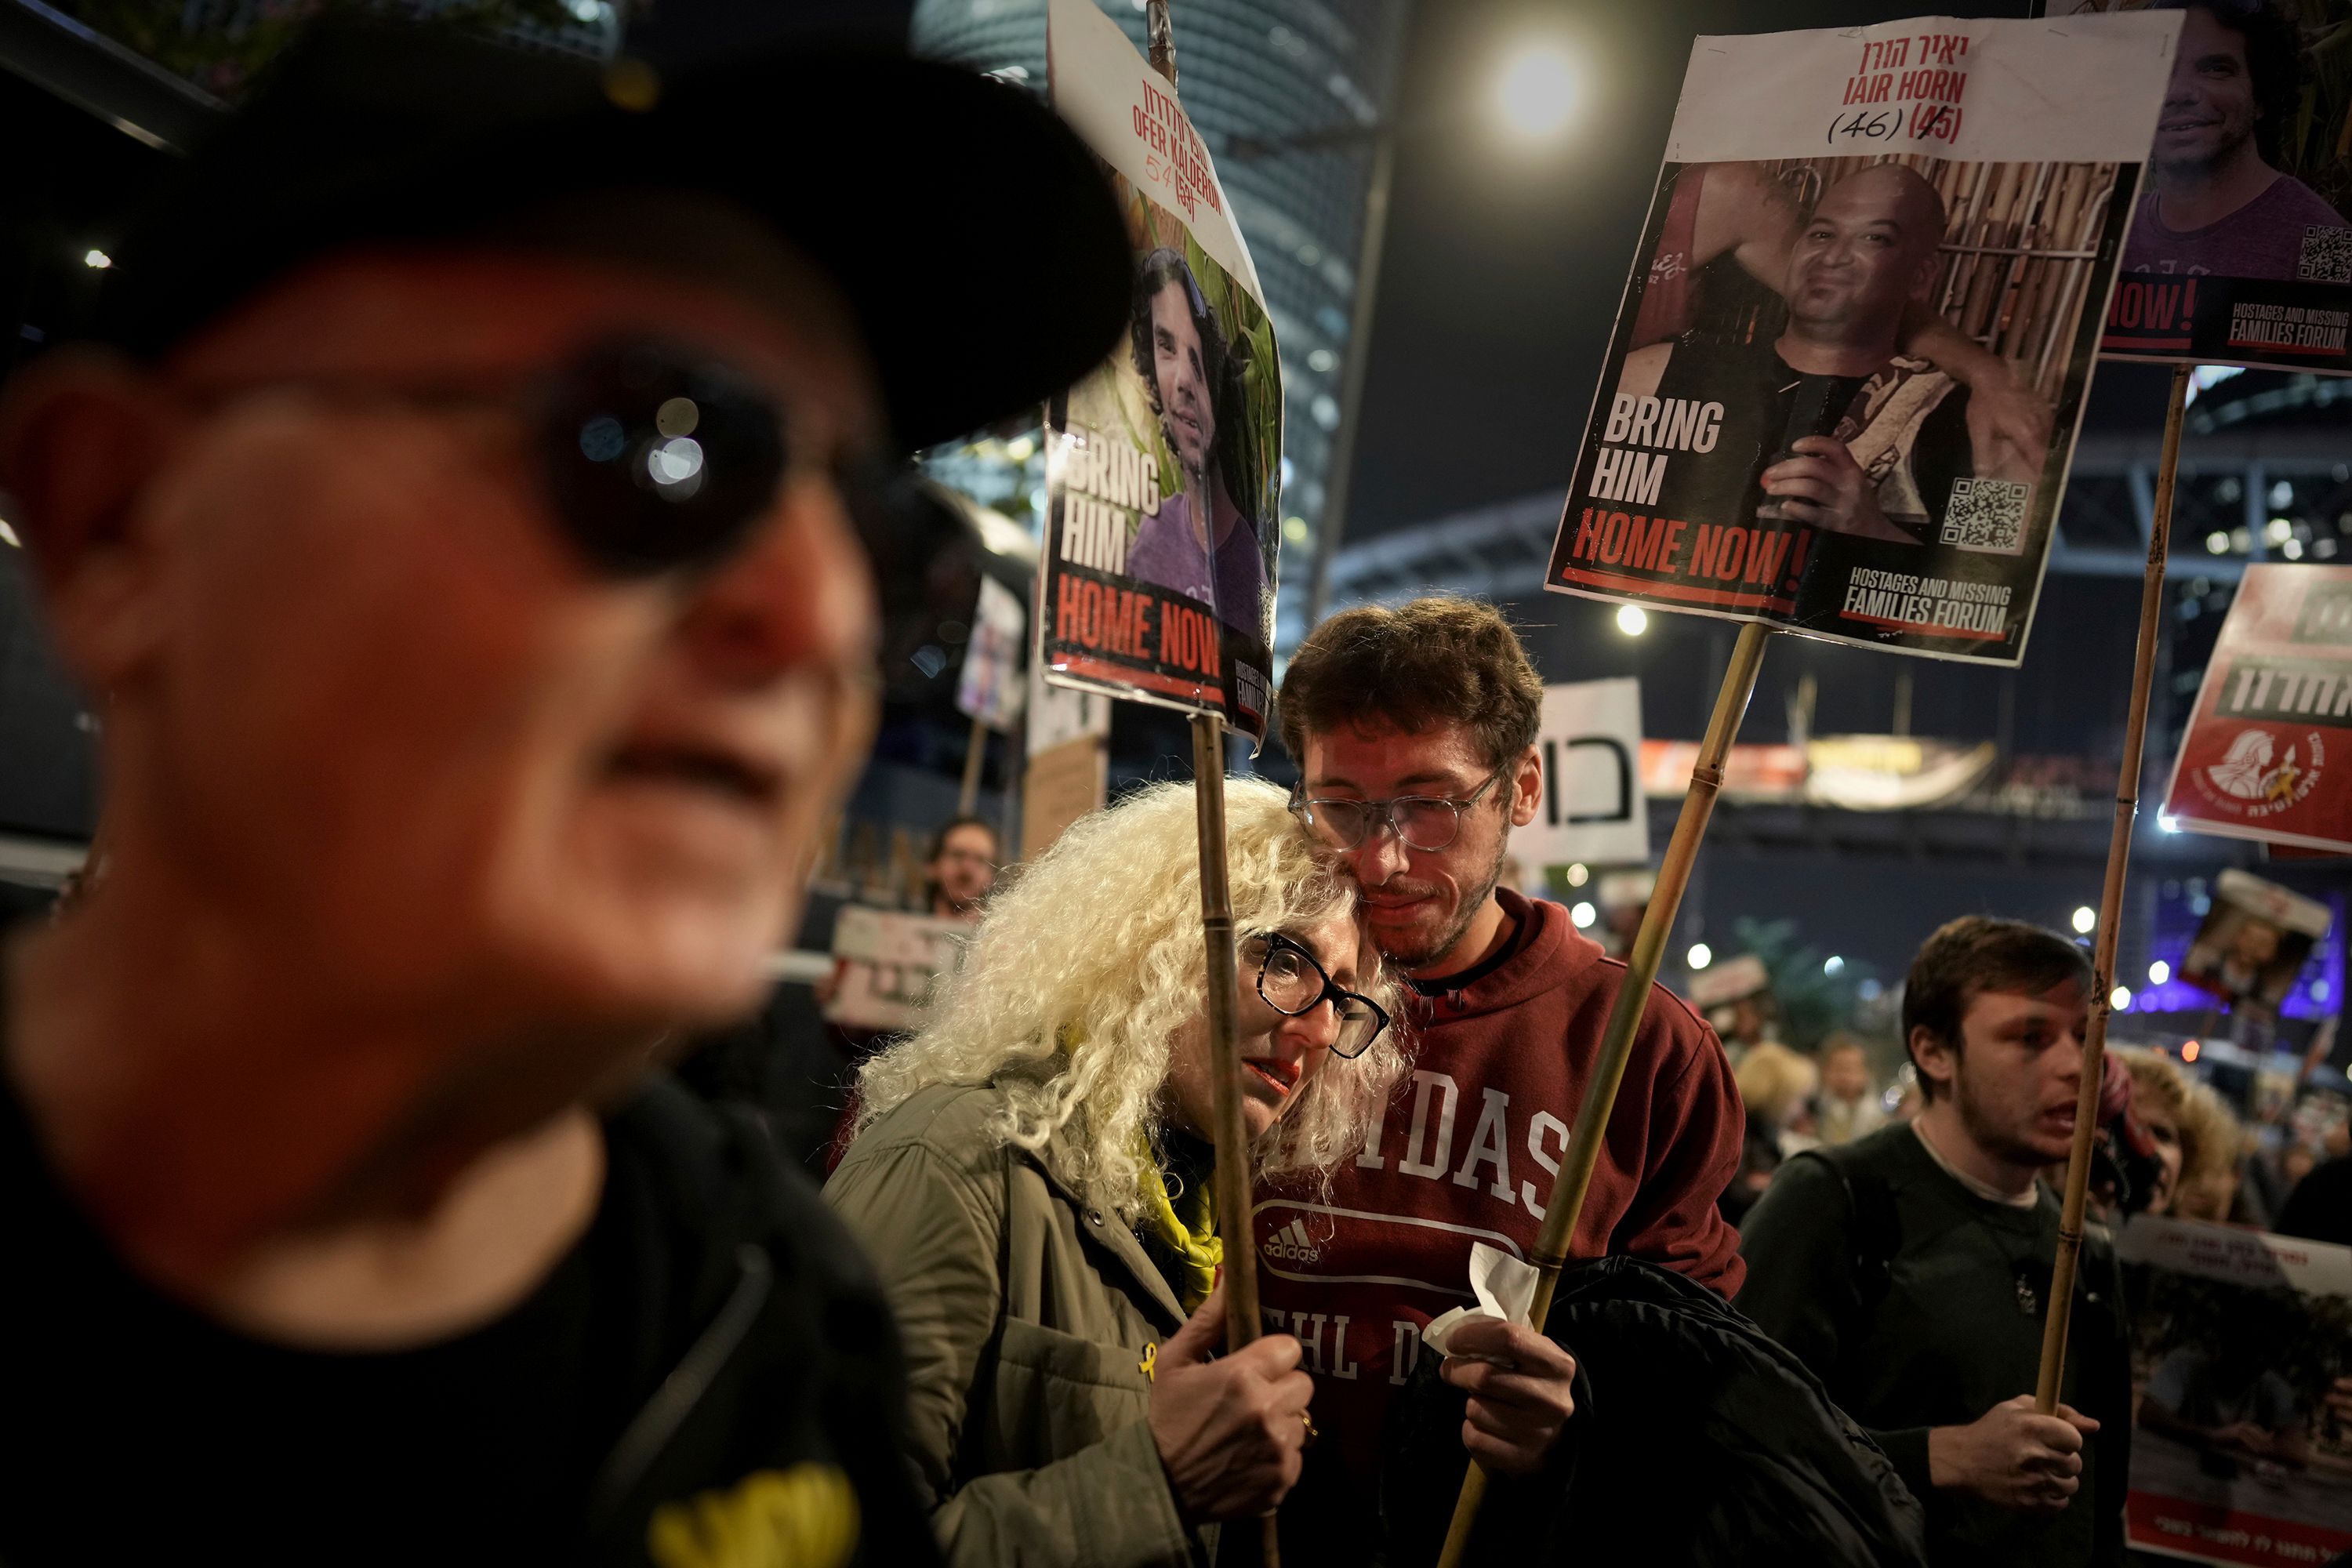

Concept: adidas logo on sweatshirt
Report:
left=1261, top=1219, right=1320, bottom=1264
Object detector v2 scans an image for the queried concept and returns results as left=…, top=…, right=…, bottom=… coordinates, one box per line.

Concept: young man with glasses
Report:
left=0, top=17, right=1127, bottom=1564
left=1256, top=596, right=1744, bottom=1557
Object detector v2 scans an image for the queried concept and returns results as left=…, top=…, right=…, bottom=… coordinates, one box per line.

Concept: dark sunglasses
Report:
left=542, top=337, right=980, bottom=695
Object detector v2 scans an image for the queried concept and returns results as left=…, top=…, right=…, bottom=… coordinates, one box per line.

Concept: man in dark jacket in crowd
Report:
left=0, top=17, right=1126, bottom=1563
left=1740, top=916, right=2132, bottom=1568
left=1260, top=596, right=1745, bottom=1559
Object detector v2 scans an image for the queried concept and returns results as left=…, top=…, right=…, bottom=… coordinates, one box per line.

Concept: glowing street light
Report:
left=1494, top=42, right=1579, bottom=143
left=82, top=249, right=111, bottom=270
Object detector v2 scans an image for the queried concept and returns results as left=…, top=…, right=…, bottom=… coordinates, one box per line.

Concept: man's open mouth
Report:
left=605, top=742, right=781, bottom=807
left=1243, top=1056, right=1301, bottom=1096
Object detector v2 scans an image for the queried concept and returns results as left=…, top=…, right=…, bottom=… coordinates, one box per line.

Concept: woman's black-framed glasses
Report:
left=1289, top=763, right=1509, bottom=853
left=1248, top=931, right=1389, bottom=1059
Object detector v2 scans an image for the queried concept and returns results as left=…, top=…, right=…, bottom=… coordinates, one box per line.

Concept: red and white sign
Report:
left=2163, top=564, right=2352, bottom=854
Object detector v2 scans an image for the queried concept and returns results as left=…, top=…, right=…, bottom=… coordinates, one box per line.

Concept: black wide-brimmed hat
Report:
left=89, top=16, right=1129, bottom=451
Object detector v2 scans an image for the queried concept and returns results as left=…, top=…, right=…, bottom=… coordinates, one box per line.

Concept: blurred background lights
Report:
left=1824, top=955, right=1845, bottom=975
left=648, top=436, right=703, bottom=488
left=1570, top=900, right=1597, bottom=929
left=2071, top=905, right=2097, bottom=935
left=82, top=249, right=110, bottom=269
left=2182, top=1040, right=2201, bottom=1063
left=1494, top=41, right=1579, bottom=142
left=2110, top=985, right=2132, bottom=1011
left=1565, top=862, right=1589, bottom=887
left=1687, top=942, right=1713, bottom=970
left=2147, top=960, right=2170, bottom=985
left=1616, top=604, right=1648, bottom=636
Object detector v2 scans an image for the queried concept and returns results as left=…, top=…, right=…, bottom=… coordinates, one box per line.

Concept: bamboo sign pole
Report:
left=1149, top=7, right=1276, bottom=1563
left=1191, top=713, right=1280, bottom=1568
left=2035, top=360, right=2190, bottom=1412
left=1436, top=621, right=1773, bottom=1568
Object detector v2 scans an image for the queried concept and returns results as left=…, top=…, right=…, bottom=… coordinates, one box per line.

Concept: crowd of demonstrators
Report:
left=0, top=14, right=1132, bottom=1564
left=826, top=781, right=1404, bottom=1566
left=1740, top=917, right=2132, bottom=1568
left=4, top=15, right=2332, bottom=1568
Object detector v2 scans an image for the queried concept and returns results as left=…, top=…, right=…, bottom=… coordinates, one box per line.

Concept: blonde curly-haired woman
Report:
left=826, top=778, right=1406, bottom=1568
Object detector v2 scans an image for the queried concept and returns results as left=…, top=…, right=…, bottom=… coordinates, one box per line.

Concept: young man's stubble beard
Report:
left=1377, top=809, right=1511, bottom=972
left=1950, top=1050, right=2045, bottom=1171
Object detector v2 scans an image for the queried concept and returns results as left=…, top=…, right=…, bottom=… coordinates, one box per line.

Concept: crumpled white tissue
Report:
left=1420, top=1241, right=1540, bottom=1359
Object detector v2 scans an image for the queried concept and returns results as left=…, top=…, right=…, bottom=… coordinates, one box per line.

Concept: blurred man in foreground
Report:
left=1740, top=917, right=2132, bottom=1568
left=0, top=19, right=1125, bottom=1563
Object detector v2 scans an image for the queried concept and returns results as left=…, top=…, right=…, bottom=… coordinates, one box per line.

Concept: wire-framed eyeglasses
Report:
left=1288, top=764, right=1509, bottom=853
left=1247, top=931, right=1389, bottom=1059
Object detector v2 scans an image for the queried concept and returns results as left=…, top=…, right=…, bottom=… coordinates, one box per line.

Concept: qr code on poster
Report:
left=2298, top=226, right=2352, bottom=285
left=1940, top=478, right=2031, bottom=554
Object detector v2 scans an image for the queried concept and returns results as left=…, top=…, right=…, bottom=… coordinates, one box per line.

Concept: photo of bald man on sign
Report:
left=1617, top=162, right=2044, bottom=548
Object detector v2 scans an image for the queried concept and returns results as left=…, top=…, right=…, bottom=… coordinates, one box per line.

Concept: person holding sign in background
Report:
left=1125, top=247, right=1268, bottom=637
left=828, top=780, right=1406, bottom=1568
left=1740, top=918, right=2132, bottom=1568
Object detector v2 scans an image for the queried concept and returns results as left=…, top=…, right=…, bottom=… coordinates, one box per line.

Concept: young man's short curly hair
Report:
left=1902, top=916, right=2093, bottom=1102
left=1277, top=597, right=1544, bottom=771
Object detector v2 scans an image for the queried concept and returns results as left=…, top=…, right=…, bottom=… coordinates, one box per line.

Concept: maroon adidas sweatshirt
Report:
left=1253, top=889, right=1744, bottom=1485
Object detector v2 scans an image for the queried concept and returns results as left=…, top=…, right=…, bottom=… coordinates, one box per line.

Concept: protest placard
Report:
left=955, top=575, right=1027, bottom=731
left=2118, top=1214, right=2352, bottom=1566
left=2165, top=564, right=2352, bottom=855
left=1510, top=679, right=1650, bottom=871
left=2052, top=1, right=2352, bottom=372
left=1544, top=13, right=2180, bottom=664
left=822, top=906, right=967, bottom=1034
left=1040, top=0, right=1282, bottom=740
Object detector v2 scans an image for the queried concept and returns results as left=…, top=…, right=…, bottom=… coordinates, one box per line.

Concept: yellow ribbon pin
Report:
left=1140, top=1343, right=1157, bottom=1383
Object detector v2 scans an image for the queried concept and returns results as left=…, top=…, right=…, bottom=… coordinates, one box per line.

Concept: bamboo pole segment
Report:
left=958, top=715, right=988, bottom=816
left=2034, top=361, right=2190, bottom=1414
left=1189, top=712, right=1280, bottom=1568
left=1435, top=621, right=1773, bottom=1568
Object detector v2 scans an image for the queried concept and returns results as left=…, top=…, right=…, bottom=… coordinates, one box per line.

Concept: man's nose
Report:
left=1352, top=821, right=1409, bottom=884
left=676, top=471, right=877, bottom=686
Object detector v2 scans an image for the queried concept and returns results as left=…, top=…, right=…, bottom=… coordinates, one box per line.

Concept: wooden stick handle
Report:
left=1189, top=712, right=1279, bottom=1567
left=1436, top=621, right=1773, bottom=1568
left=2034, top=361, right=2189, bottom=1413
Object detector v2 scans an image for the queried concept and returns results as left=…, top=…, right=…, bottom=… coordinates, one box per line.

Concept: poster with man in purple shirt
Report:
left=2061, top=0, right=2352, bottom=372
left=1037, top=0, right=1283, bottom=741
